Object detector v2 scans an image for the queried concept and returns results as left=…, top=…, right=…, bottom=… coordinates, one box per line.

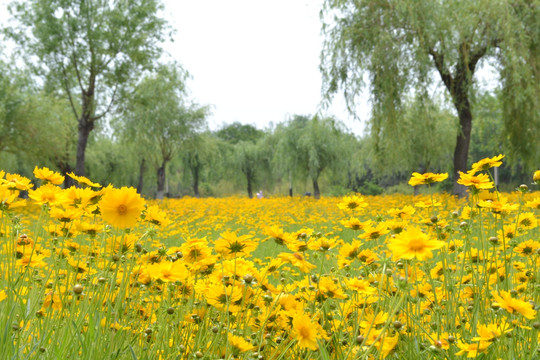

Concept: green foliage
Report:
left=368, top=94, right=457, bottom=176
left=6, top=0, right=171, bottom=174
left=116, top=63, right=209, bottom=198
left=321, top=0, right=540, bottom=194
left=216, top=122, right=264, bottom=144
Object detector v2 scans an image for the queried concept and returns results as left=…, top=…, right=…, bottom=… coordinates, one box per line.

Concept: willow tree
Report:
left=7, top=0, right=169, bottom=176
left=321, top=0, right=539, bottom=196
left=118, top=64, right=208, bottom=199
left=275, top=115, right=349, bottom=199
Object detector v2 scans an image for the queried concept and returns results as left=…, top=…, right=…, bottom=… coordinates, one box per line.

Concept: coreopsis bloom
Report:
left=29, top=184, right=68, bottom=206
left=471, top=322, right=511, bottom=341
left=533, top=170, right=540, bottom=185
left=315, top=276, right=347, bottom=300
left=516, top=212, right=538, bottom=231
left=387, top=227, right=445, bottom=260
left=341, top=217, right=371, bottom=231
left=427, top=332, right=450, bottom=350
left=143, top=205, right=170, bottom=226
left=16, top=254, right=48, bottom=268
left=0, top=185, right=25, bottom=211
left=147, top=260, right=189, bottom=283
left=227, top=333, right=254, bottom=355
left=205, top=283, right=244, bottom=312
left=42, top=291, right=63, bottom=311
left=408, top=172, right=448, bottom=186
left=264, top=225, right=295, bottom=246
left=49, top=206, right=84, bottom=223
left=179, top=237, right=213, bottom=263
left=99, top=187, right=145, bottom=229
left=67, top=172, right=102, bottom=188
left=277, top=252, right=316, bottom=273
left=387, top=205, right=415, bottom=219
left=471, top=154, right=504, bottom=173
left=455, top=341, right=491, bottom=358
left=292, top=312, right=326, bottom=351
left=337, top=194, right=368, bottom=211
left=525, top=197, right=540, bottom=210
left=2, top=173, right=33, bottom=191
left=491, top=290, right=537, bottom=319
left=514, top=240, right=540, bottom=256
left=215, top=231, right=258, bottom=258
left=346, top=278, right=377, bottom=295
left=33, top=166, right=64, bottom=185
left=457, top=171, right=494, bottom=191
left=359, top=222, right=390, bottom=240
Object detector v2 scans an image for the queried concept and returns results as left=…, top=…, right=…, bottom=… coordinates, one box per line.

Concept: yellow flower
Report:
left=457, top=171, right=494, bottom=190
left=472, top=322, right=511, bottom=342
left=341, top=217, right=371, bottom=231
left=532, top=170, right=540, bottom=184
left=67, top=172, right=102, bottom=188
left=33, top=166, right=64, bottom=185
left=337, top=194, right=368, bottom=211
left=2, top=173, right=33, bottom=191
left=147, top=260, right=189, bottom=283
left=264, top=225, right=295, bottom=246
left=408, top=172, right=448, bottom=186
left=292, top=312, right=325, bottom=351
left=471, top=154, right=504, bottom=173
left=99, top=187, right=145, bottom=229
left=143, top=205, right=170, bottom=226
left=359, top=222, right=390, bottom=240
left=214, top=231, right=258, bottom=258
left=205, top=283, right=244, bottom=312
left=277, top=252, right=316, bottom=273
left=455, top=341, right=491, bottom=358
left=227, top=333, right=254, bottom=355
left=514, top=240, right=540, bottom=256
left=387, top=227, right=445, bottom=260
left=516, top=212, right=538, bottom=231
left=29, top=184, right=68, bottom=206
left=491, top=290, right=537, bottom=319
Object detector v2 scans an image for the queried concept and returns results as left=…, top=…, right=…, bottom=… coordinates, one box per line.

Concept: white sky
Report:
left=161, top=0, right=367, bottom=134
left=0, top=0, right=367, bottom=135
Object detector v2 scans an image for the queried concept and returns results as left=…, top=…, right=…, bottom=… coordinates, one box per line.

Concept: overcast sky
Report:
left=162, top=0, right=367, bottom=134
left=0, top=0, right=367, bottom=135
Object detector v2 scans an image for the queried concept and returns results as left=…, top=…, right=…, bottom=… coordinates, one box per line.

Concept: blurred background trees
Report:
left=0, top=1, right=537, bottom=198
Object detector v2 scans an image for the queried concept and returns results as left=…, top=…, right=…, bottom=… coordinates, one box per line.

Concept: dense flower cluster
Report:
left=0, top=159, right=539, bottom=359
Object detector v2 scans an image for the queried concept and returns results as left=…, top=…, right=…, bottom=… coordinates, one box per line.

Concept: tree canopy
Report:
left=7, top=0, right=170, bottom=176
left=321, top=0, right=540, bottom=196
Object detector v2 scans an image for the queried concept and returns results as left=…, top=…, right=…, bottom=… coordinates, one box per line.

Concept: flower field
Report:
left=1, top=158, right=540, bottom=359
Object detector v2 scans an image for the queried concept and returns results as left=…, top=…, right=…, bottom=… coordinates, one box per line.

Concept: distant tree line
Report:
left=0, top=0, right=537, bottom=198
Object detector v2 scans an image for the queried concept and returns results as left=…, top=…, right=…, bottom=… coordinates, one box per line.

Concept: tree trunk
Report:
left=288, top=171, right=293, bottom=197
left=56, top=160, right=74, bottom=188
left=156, top=162, right=166, bottom=199
left=247, top=175, right=253, bottom=199
left=75, top=116, right=94, bottom=176
left=451, top=88, right=473, bottom=198
left=452, top=112, right=472, bottom=197
left=313, top=179, right=320, bottom=199
left=137, top=158, right=146, bottom=194
left=193, top=164, right=200, bottom=197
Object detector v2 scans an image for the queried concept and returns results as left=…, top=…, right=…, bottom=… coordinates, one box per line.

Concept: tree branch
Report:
left=58, top=59, right=80, bottom=120
left=428, top=47, right=454, bottom=92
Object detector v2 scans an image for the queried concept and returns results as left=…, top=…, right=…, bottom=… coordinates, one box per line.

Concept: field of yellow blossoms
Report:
left=1, top=155, right=540, bottom=359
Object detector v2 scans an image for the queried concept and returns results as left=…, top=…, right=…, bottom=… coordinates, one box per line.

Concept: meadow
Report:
left=1, top=157, right=539, bottom=359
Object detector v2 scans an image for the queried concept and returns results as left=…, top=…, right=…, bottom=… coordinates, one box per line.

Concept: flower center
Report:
left=408, top=238, right=426, bottom=252
left=117, top=204, right=128, bottom=215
